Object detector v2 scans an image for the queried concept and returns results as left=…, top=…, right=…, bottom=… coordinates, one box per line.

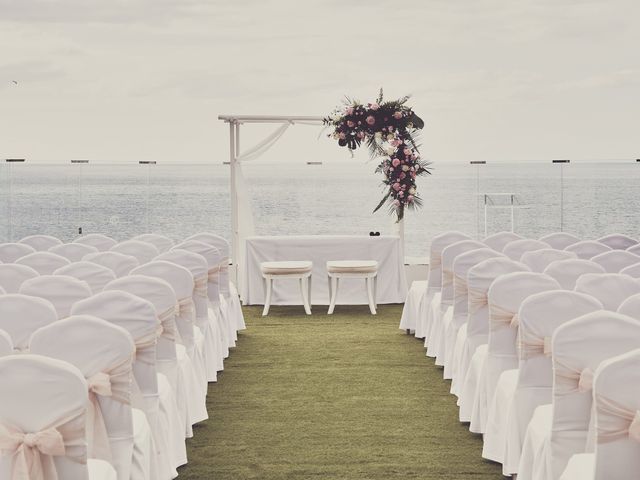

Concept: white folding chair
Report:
left=71, top=290, right=184, bottom=478
left=590, top=249, right=640, bottom=273
left=543, top=259, right=606, bottom=290
left=0, top=242, right=35, bottom=263
left=483, top=231, right=522, bottom=252
left=83, top=251, right=139, bottom=278
left=54, top=261, right=118, bottom=294
left=459, top=257, right=529, bottom=423
left=132, top=234, right=174, bottom=254
left=20, top=275, right=92, bottom=319
left=0, top=355, right=117, bottom=479
left=15, top=251, right=70, bottom=275
left=500, top=291, right=602, bottom=476
left=74, top=233, right=118, bottom=252
left=0, top=264, right=39, bottom=293
left=49, top=243, right=99, bottom=262
left=18, top=234, right=63, bottom=251
left=0, top=329, right=13, bottom=356
left=564, top=240, right=612, bottom=260
left=574, top=273, right=640, bottom=311
left=502, top=239, right=550, bottom=261
left=520, top=249, right=577, bottom=273
left=0, top=294, right=58, bottom=351
left=597, top=233, right=638, bottom=250
left=539, top=232, right=580, bottom=250
left=518, top=312, right=640, bottom=480
left=110, top=241, right=159, bottom=266
left=30, top=316, right=153, bottom=480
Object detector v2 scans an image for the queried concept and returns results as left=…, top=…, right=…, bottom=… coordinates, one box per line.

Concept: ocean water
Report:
left=0, top=161, right=638, bottom=258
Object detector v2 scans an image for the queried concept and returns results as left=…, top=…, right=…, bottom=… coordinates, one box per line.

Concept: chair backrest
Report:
left=109, top=240, right=159, bottom=265
left=83, top=251, right=139, bottom=278
left=54, top=261, right=117, bottom=294
left=625, top=243, right=640, bottom=256
left=0, top=294, right=58, bottom=350
left=427, top=231, right=471, bottom=291
left=0, top=242, right=36, bottom=263
left=0, top=264, right=39, bottom=293
left=597, top=233, right=638, bottom=250
left=20, top=275, right=92, bottom=319
left=591, top=250, right=640, bottom=273
left=0, top=354, right=90, bottom=479
left=18, top=234, right=63, bottom=251
left=617, top=293, right=640, bottom=319
left=132, top=233, right=174, bottom=253
left=520, top=248, right=577, bottom=273
left=173, top=240, right=224, bottom=304
left=502, top=239, right=550, bottom=261
left=185, top=232, right=231, bottom=296
left=543, top=258, right=606, bottom=290
left=550, top=311, right=640, bottom=479
left=0, top=328, right=13, bottom=356
left=483, top=231, right=522, bottom=252
left=48, top=243, right=99, bottom=262
left=29, top=316, right=135, bottom=479
left=71, top=290, right=159, bottom=395
left=565, top=240, right=612, bottom=259
left=73, top=233, right=117, bottom=251
left=539, top=232, right=581, bottom=249
left=619, top=262, right=640, bottom=279
left=591, top=349, right=640, bottom=480
left=440, top=240, right=486, bottom=307
left=15, top=251, right=71, bottom=275
left=575, top=273, right=640, bottom=311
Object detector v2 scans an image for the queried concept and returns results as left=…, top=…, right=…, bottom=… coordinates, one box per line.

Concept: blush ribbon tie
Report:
left=596, top=395, right=640, bottom=443
left=194, top=276, right=208, bottom=298
left=519, top=330, right=552, bottom=359
left=467, top=287, right=488, bottom=316
left=489, top=302, right=519, bottom=330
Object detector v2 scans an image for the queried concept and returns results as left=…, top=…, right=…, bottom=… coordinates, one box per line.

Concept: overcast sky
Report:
left=0, top=0, right=638, bottom=164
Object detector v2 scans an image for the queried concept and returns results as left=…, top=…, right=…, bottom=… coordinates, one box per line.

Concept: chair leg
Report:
left=366, top=276, right=377, bottom=315
left=328, top=276, right=338, bottom=314
left=300, top=277, right=312, bottom=315
left=262, top=277, right=272, bottom=316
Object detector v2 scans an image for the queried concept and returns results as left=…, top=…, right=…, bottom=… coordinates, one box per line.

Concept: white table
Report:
left=242, top=235, right=407, bottom=306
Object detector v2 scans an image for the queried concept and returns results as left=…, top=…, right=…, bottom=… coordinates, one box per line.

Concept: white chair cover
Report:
left=0, top=243, right=36, bottom=263
left=15, top=252, right=70, bottom=275
left=74, top=234, right=117, bottom=252
left=83, top=252, right=139, bottom=278
left=590, top=250, right=640, bottom=273
left=520, top=249, right=577, bottom=273
left=49, top=243, right=99, bottom=262
left=459, top=257, right=529, bottom=424
left=597, top=233, right=638, bottom=250
left=132, top=234, right=174, bottom=254
left=110, top=241, right=159, bottom=266
left=619, top=262, right=640, bottom=278
left=543, top=259, right=605, bottom=290
left=574, top=273, right=640, bottom=311
left=626, top=243, right=640, bottom=256
left=617, top=293, right=640, bottom=318
left=539, top=233, right=580, bottom=250
left=0, top=329, right=13, bottom=356
left=0, top=294, right=58, bottom=351
left=499, top=290, right=602, bottom=475
left=54, top=261, right=117, bottom=294
left=502, top=239, right=550, bottom=261
left=475, top=272, right=560, bottom=439
left=18, top=234, right=63, bottom=251
left=29, top=316, right=140, bottom=480
left=0, top=264, right=39, bottom=293
left=483, top=231, right=522, bottom=252
left=564, top=240, right=612, bottom=260
left=20, top=275, right=92, bottom=319
left=0, top=354, right=117, bottom=480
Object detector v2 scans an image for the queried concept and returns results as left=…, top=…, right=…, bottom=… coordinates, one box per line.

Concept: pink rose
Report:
left=346, top=120, right=355, bottom=127
left=407, top=195, right=414, bottom=202
left=411, top=171, right=416, bottom=179
left=391, top=139, right=401, bottom=147
left=338, top=132, right=346, bottom=140
left=399, top=172, right=406, bottom=180
left=388, top=126, right=394, bottom=132
left=346, top=107, right=354, bottom=115
left=392, top=158, right=400, bottom=167
left=366, top=115, right=375, bottom=125
left=393, top=111, right=402, bottom=120
left=398, top=191, right=404, bottom=198
left=393, top=199, right=401, bottom=207
left=403, top=148, right=412, bottom=156
left=357, top=131, right=365, bottom=139
left=392, top=183, right=401, bottom=191
left=370, top=103, right=379, bottom=110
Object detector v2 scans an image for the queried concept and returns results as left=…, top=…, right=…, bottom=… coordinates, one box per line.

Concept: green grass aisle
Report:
left=177, top=304, right=502, bottom=479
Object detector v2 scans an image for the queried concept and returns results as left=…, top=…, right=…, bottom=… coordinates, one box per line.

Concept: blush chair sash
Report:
left=489, top=302, right=519, bottom=329
left=468, top=287, right=488, bottom=315
left=596, top=394, right=640, bottom=443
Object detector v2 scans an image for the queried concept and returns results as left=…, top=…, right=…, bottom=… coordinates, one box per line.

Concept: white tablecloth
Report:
left=242, top=235, right=407, bottom=306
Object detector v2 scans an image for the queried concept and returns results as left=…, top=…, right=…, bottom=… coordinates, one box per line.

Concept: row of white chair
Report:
left=0, top=232, right=245, bottom=480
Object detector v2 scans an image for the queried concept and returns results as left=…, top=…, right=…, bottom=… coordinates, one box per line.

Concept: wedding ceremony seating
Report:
left=574, top=273, right=640, bottom=310
left=74, top=233, right=118, bottom=251
left=0, top=294, right=58, bottom=351
left=564, top=240, right=612, bottom=259
left=502, top=239, right=549, bottom=261
left=519, top=249, right=577, bottom=273
left=539, top=232, right=580, bottom=250
left=55, top=261, right=118, bottom=293
left=15, top=251, right=70, bottom=275
left=0, top=263, right=38, bottom=293
left=327, top=260, right=378, bottom=315
left=542, top=258, right=605, bottom=289
left=19, top=274, right=93, bottom=319
left=483, top=231, right=522, bottom=252
left=49, top=242, right=99, bottom=262
left=83, top=251, right=140, bottom=278
left=260, top=260, right=313, bottom=316
left=111, top=240, right=160, bottom=266
left=18, top=234, right=63, bottom=251
left=133, top=233, right=175, bottom=254
left=0, top=242, right=35, bottom=263
left=590, top=249, right=640, bottom=273
left=597, top=233, right=638, bottom=250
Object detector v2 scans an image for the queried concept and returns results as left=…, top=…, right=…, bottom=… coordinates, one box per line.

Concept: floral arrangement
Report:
left=324, top=89, right=431, bottom=220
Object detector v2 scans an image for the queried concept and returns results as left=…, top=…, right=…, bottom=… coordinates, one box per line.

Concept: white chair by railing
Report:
left=590, top=249, right=640, bottom=273
left=54, top=261, right=118, bottom=294
left=502, top=239, right=550, bottom=261
left=0, top=355, right=117, bottom=479
left=518, top=311, right=640, bottom=480
left=520, top=249, right=577, bottom=273
left=110, top=241, right=159, bottom=266
left=15, top=251, right=70, bottom=275
left=564, top=240, right=612, bottom=260
left=0, top=243, right=35, bottom=263
left=49, top=243, right=99, bottom=262
left=0, top=294, right=58, bottom=351
left=483, top=231, right=522, bottom=252
left=83, top=252, right=139, bottom=278
left=18, top=234, right=63, bottom=251
left=0, top=264, right=39, bottom=293
left=539, top=233, right=581, bottom=250
left=74, top=234, right=118, bottom=252
left=459, top=257, right=529, bottom=423
left=20, top=275, right=92, bottom=319
left=574, top=273, right=640, bottom=311
left=132, top=234, right=174, bottom=254
left=597, top=233, right=638, bottom=250
left=543, top=259, right=605, bottom=290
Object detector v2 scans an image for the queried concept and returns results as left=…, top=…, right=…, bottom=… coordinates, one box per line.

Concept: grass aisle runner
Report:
left=178, top=304, right=502, bottom=479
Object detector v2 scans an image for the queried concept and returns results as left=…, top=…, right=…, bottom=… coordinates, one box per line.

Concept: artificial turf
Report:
left=177, top=304, right=502, bottom=479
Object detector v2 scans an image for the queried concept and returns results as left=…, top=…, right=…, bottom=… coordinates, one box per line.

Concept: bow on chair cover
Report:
left=596, top=395, right=640, bottom=443
left=489, top=303, right=519, bottom=329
